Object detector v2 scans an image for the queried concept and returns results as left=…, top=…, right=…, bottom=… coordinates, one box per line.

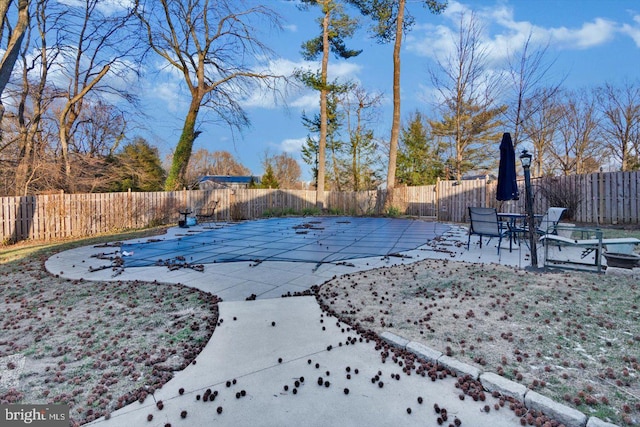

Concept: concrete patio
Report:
left=44, top=217, right=611, bottom=427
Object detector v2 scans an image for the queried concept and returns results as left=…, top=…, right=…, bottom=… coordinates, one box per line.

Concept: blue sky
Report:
left=136, top=0, right=640, bottom=182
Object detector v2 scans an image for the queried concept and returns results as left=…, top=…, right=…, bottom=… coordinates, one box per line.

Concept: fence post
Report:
left=435, top=177, right=440, bottom=221
left=484, top=174, right=490, bottom=208
left=598, top=170, right=604, bottom=226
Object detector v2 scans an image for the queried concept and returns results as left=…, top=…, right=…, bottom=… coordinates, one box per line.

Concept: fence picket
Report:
left=631, top=171, right=639, bottom=223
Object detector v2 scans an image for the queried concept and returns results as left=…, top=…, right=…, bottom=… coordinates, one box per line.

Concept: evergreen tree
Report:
left=260, top=164, right=279, bottom=189
left=397, top=111, right=444, bottom=186
left=300, top=84, right=346, bottom=190
left=301, top=135, right=319, bottom=188
left=298, top=0, right=361, bottom=207
left=109, top=137, right=165, bottom=192
left=429, top=102, right=506, bottom=179
left=428, top=11, right=505, bottom=180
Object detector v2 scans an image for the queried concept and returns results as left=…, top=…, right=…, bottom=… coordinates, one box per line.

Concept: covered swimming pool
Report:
left=119, top=216, right=450, bottom=268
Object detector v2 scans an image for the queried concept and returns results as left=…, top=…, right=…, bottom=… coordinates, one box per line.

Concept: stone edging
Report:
left=380, top=331, right=620, bottom=427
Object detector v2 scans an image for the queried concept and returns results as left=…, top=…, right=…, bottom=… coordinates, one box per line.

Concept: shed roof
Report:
left=199, top=175, right=261, bottom=184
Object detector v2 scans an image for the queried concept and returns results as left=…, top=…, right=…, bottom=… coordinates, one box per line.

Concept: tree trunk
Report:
left=352, top=139, right=358, bottom=191
left=353, top=106, right=362, bottom=191
left=14, top=141, right=34, bottom=195
left=16, top=24, right=50, bottom=196
left=0, top=0, right=30, bottom=142
left=384, top=0, right=405, bottom=209
left=316, top=3, right=331, bottom=209
left=330, top=144, right=341, bottom=191
left=0, top=0, right=29, bottom=93
left=165, top=97, right=202, bottom=191
left=59, top=108, right=74, bottom=192
left=15, top=57, right=33, bottom=196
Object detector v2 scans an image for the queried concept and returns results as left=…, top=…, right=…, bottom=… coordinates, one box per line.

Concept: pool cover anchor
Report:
left=249, top=259, right=263, bottom=267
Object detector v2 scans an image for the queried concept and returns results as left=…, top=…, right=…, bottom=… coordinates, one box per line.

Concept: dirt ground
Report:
left=316, top=258, right=640, bottom=426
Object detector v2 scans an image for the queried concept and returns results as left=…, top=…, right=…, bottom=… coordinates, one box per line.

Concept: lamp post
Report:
left=520, top=149, right=537, bottom=268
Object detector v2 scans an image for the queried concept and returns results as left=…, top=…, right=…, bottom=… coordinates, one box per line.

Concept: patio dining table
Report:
left=498, top=212, right=542, bottom=250
left=498, top=213, right=525, bottom=251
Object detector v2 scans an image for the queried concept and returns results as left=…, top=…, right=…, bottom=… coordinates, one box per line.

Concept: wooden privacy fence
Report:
left=437, top=171, right=640, bottom=225
left=1, top=171, right=639, bottom=243
left=0, top=189, right=226, bottom=243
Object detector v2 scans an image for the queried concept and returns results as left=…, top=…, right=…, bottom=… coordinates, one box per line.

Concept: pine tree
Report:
left=109, top=138, right=165, bottom=192
left=397, top=111, right=444, bottom=186
left=298, top=0, right=361, bottom=207
left=261, top=164, right=279, bottom=189
left=300, top=86, right=346, bottom=190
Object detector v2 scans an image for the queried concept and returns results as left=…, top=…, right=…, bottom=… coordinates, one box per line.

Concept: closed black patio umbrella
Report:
left=496, top=132, right=519, bottom=201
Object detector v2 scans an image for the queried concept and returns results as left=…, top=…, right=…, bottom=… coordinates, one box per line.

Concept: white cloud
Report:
left=152, top=81, right=186, bottom=114
left=56, top=0, right=133, bottom=16
left=620, top=14, right=640, bottom=46
left=290, top=92, right=318, bottom=110
left=407, top=0, right=622, bottom=67
left=279, top=137, right=306, bottom=153
left=406, top=23, right=455, bottom=60
left=240, top=57, right=362, bottom=110
left=549, top=18, right=617, bottom=49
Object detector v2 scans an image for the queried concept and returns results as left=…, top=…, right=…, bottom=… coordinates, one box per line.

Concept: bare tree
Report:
left=504, top=32, right=563, bottom=152
left=596, top=81, right=640, bottom=171
left=0, top=0, right=30, bottom=134
left=339, top=83, right=382, bottom=190
left=3, top=0, right=136, bottom=195
left=263, top=152, right=302, bottom=189
left=521, top=87, right=563, bottom=176
left=72, top=100, right=126, bottom=158
left=134, top=0, right=284, bottom=191
left=13, top=0, right=61, bottom=195
left=2, top=100, right=59, bottom=195
left=429, top=11, right=505, bottom=180
left=55, top=0, right=140, bottom=192
left=184, top=148, right=251, bottom=187
left=551, top=89, right=603, bottom=175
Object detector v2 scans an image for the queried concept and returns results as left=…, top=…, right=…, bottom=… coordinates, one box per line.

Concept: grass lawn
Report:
left=0, top=227, right=220, bottom=426
left=316, top=224, right=640, bottom=426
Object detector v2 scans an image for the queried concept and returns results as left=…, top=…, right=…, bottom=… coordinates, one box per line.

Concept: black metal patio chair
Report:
left=194, top=200, right=219, bottom=228
left=467, top=206, right=510, bottom=254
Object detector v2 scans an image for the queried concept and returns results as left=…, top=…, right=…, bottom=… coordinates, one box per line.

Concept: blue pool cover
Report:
left=120, top=216, right=450, bottom=268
